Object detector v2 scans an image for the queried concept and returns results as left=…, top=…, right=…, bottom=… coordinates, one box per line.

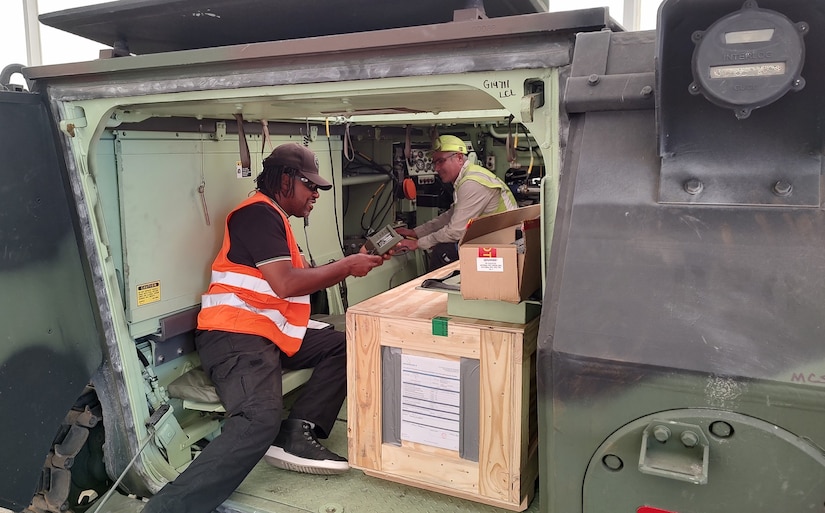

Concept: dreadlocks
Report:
left=256, top=158, right=299, bottom=199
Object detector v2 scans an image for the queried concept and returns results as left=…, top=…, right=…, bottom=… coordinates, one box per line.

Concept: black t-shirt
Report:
left=226, top=202, right=293, bottom=268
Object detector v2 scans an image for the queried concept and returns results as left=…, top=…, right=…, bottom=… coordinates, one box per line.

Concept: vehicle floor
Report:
left=223, top=400, right=541, bottom=513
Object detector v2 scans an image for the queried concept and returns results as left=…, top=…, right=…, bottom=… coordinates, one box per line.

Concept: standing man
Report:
left=396, top=135, right=518, bottom=270
left=143, top=143, right=389, bottom=513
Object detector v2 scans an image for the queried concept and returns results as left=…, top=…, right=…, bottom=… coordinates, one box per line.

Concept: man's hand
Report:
left=394, top=227, right=417, bottom=238
left=357, top=245, right=395, bottom=260
left=346, top=253, right=387, bottom=277
left=396, top=238, right=418, bottom=252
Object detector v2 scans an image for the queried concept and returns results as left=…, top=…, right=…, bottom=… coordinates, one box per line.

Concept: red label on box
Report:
left=477, top=247, right=497, bottom=258
left=638, top=507, right=678, bottom=513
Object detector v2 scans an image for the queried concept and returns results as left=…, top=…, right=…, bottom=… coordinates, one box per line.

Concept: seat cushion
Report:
left=167, top=367, right=220, bottom=404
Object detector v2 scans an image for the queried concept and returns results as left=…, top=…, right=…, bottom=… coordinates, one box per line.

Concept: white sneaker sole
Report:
left=264, top=445, right=349, bottom=475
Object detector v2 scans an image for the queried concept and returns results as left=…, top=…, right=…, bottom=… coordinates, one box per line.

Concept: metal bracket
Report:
left=564, top=72, right=655, bottom=113
left=215, top=121, right=226, bottom=141
left=639, top=420, right=709, bottom=485
left=520, top=93, right=542, bottom=123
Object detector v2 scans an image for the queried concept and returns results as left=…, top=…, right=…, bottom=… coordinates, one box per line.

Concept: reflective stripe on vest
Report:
left=197, top=192, right=310, bottom=356
left=455, top=164, right=518, bottom=213
left=201, top=293, right=308, bottom=340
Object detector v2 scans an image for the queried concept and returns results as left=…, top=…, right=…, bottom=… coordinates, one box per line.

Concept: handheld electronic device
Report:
left=364, top=224, right=404, bottom=256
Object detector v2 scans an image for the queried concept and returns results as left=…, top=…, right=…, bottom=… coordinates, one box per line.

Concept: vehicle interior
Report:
left=66, top=72, right=551, bottom=512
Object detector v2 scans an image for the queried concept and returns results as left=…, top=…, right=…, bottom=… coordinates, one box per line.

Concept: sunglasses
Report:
left=297, top=175, right=319, bottom=192
left=432, top=153, right=458, bottom=166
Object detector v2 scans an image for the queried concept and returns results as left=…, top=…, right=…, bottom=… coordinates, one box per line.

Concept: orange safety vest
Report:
left=197, top=192, right=310, bottom=356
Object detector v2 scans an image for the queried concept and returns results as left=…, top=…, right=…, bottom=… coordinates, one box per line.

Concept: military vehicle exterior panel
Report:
left=540, top=1, right=825, bottom=511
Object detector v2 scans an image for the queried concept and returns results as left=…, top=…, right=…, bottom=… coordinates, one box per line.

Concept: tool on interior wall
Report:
left=198, top=138, right=211, bottom=226
left=198, top=181, right=210, bottom=226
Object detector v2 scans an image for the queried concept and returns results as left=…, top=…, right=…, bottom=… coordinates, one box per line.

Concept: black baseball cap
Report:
left=264, top=143, right=332, bottom=190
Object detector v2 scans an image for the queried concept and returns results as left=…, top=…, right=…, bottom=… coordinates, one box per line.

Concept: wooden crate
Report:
left=346, top=263, right=539, bottom=511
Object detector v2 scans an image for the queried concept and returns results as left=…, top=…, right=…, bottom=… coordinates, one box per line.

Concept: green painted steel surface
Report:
left=231, top=419, right=540, bottom=513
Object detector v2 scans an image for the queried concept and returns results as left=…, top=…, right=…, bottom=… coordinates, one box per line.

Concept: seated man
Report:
left=142, top=143, right=390, bottom=513
left=396, top=135, right=518, bottom=270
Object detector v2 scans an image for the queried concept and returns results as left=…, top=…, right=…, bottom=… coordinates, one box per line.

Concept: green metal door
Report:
left=0, top=90, right=103, bottom=511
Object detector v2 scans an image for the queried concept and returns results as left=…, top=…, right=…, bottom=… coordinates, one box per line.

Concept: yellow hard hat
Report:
left=432, top=135, right=468, bottom=154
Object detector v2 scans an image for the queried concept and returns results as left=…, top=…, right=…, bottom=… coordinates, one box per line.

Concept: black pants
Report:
left=141, top=327, right=346, bottom=513
left=428, top=242, right=459, bottom=271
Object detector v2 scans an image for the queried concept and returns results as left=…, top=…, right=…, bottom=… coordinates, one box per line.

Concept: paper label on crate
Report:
left=476, top=257, right=504, bottom=272
left=400, top=354, right=460, bottom=451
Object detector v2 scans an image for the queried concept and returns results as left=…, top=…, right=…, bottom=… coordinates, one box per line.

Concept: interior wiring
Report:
left=324, top=118, right=345, bottom=252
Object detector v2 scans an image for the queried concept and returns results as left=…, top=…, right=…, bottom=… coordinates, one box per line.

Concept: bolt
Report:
left=653, top=425, right=671, bottom=443
left=735, top=108, right=752, bottom=120
left=602, top=454, right=624, bottom=471
left=640, top=85, right=653, bottom=98
left=587, top=74, right=601, bottom=86
left=710, top=421, right=733, bottom=438
left=684, top=178, right=704, bottom=195
left=681, top=430, right=699, bottom=448
left=773, top=180, right=793, bottom=197
left=688, top=83, right=701, bottom=95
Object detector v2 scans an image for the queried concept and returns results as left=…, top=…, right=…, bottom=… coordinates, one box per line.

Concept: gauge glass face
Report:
left=724, top=28, right=774, bottom=44
left=691, top=6, right=805, bottom=111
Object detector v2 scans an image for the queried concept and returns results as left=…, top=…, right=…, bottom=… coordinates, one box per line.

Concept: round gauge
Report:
left=689, top=1, right=807, bottom=119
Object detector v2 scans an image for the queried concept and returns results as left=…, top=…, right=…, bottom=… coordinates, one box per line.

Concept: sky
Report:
left=1, top=0, right=661, bottom=86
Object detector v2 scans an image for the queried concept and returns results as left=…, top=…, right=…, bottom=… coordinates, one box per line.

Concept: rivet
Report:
left=640, top=85, right=653, bottom=97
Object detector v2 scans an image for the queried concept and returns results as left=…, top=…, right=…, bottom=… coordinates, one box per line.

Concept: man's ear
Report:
left=279, top=173, right=293, bottom=195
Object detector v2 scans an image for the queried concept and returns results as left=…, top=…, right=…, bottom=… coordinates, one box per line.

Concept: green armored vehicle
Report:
left=1, top=0, right=824, bottom=512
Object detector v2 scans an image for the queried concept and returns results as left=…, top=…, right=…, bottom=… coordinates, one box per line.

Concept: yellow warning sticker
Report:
left=136, top=281, right=161, bottom=306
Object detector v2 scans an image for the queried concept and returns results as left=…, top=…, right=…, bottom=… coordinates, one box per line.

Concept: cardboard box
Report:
left=458, top=204, right=541, bottom=303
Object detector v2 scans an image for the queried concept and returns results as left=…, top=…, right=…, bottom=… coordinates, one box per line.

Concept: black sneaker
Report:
left=264, top=419, right=349, bottom=475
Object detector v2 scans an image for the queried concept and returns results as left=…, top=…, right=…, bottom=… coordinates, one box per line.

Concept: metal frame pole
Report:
left=22, top=0, right=42, bottom=66
left=623, top=0, right=642, bottom=31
